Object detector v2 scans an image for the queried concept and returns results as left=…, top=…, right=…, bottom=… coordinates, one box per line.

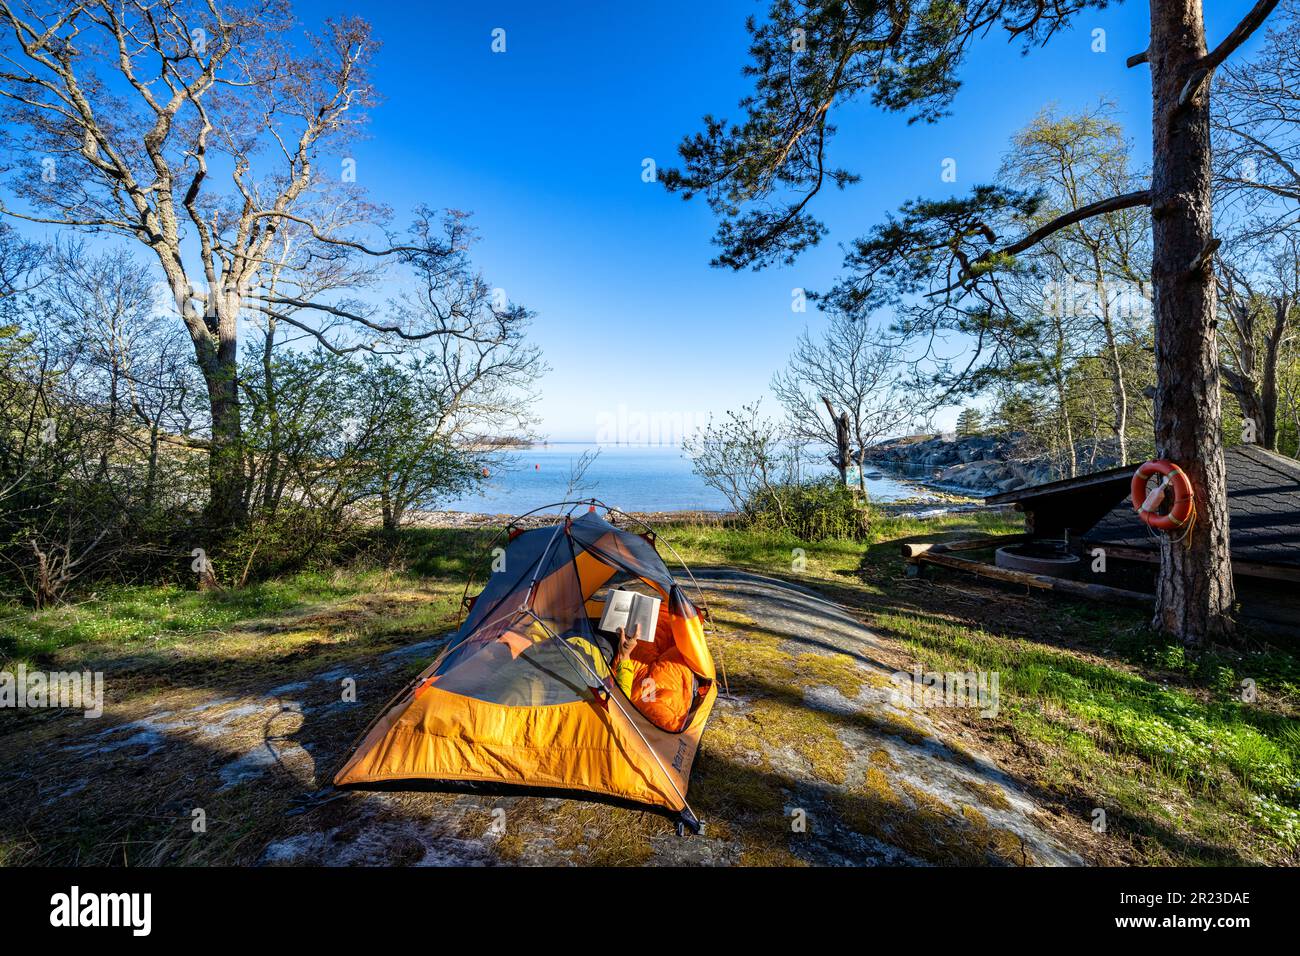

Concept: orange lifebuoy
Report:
left=1131, top=459, right=1195, bottom=531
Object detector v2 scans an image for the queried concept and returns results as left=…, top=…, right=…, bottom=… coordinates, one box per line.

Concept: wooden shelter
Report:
left=1080, top=445, right=1300, bottom=584
left=903, top=446, right=1300, bottom=629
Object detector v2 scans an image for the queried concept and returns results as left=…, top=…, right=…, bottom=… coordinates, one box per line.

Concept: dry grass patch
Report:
left=488, top=798, right=661, bottom=866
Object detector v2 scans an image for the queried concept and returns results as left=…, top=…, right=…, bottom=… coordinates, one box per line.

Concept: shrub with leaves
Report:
left=749, top=476, right=869, bottom=541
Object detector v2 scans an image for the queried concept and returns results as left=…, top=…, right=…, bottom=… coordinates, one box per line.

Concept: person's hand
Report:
left=615, top=623, right=640, bottom=663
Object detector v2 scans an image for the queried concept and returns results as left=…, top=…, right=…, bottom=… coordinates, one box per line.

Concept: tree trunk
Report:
left=1148, top=0, right=1235, bottom=643
left=381, top=475, right=397, bottom=534
left=29, top=538, right=52, bottom=610
left=1056, top=376, right=1078, bottom=478
left=1260, top=295, right=1289, bottom=450
left=1234, top=386, right=1266, bottom=446
left=199, top=301, right=246, bottom=529
left=168, top=265, right=247, bottom=530
left=261, top=320, right=281, bottom=513
left=1095, top=265, right=1130, bottom=466
left=822, top=396, right=851, bottom=485
left=1107, top=334, right=1130, bottom=466
left=1260, top=365, right=1278, bottom=450
left=204, top=364, right=245, bottom=527
left=146, top=424, right=159, bottom=508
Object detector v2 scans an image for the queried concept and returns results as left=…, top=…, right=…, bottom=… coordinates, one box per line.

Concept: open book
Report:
left=597, top=588, right=661, bottom=642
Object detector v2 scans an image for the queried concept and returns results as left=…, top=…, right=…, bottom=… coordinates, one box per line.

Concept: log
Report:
left=900, top=533, right=1031, bottom=559
left=1090, top=544, right=1300, bottom=584
left=913, top=550, right=1155, bottom=607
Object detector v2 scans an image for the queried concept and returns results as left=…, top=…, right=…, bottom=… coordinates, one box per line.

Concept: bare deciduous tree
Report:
left=0, top=1, right=517, bottom=526
left=562, top=448, right=600, bottom=502
left=47, top=241, right=201, bottom=506
left=1002, top=102, right=1153, bottom=468
left=1212, top=0, right=1300, bottom=240
left=1217, top=239, right=1299, bottom=451
left=683, top=400, right=797, bottom=527
left=771, top=315, right=913, bottom=495
left=1, top=240, right=198, bottom=604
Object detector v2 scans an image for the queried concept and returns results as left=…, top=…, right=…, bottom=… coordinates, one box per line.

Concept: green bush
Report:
left=746, top=476, right=869, bottom=541
left=215, top=504, right=367, bottom=586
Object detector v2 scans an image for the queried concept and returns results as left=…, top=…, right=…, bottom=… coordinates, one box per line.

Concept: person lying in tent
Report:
left=612, top=622, right=694, bottom=733
left=485, top=617, right=614, bottom=706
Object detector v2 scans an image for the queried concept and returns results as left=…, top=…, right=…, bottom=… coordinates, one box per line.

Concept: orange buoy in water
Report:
left=1131, top=459, right=1195, bottom=532
left=535, top=463, right=540, bottom=471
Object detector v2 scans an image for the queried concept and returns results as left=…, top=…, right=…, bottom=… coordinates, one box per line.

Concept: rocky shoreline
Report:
left=865, top=433, right=1100, bottom=495
left=408, top=438, right=1052, bottom=530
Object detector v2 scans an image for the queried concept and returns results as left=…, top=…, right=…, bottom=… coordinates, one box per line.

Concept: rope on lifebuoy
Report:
left=1131, top=459, right=1197, bottom=542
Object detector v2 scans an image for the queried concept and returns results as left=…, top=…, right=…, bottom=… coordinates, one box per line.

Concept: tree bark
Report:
left=1149, top=0, right=1235, bottom=643
left=822, top=396, right=851, bottom=486
left=1259, top=294, right=1290, bottom=449
left=197, top=298, right=246, bottom=529
left=204, top=364, right=244, bottom=527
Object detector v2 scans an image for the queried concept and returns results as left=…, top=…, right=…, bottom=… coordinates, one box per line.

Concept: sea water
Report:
left=441, top=443, right=921, bottom=514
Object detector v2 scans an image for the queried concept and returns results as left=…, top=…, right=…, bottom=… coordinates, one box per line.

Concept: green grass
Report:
left=659, top=511, right=1300, bottom=864
left=0, top=526, right=496, bottom=667
left=664, top=510, right=1021, bottom=577
left=879, top=610, right=1300, bottom=857
left=0, top=568, right=394, bottom=665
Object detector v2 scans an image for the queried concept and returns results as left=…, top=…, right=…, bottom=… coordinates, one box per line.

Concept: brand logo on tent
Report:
left=672, top=740, right=690, bottom=772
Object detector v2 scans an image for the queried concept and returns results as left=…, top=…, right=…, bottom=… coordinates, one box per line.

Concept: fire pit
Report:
left=994, top=540, right=1081, bottom=579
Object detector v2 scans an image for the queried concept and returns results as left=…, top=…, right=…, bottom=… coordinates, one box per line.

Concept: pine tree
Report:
left=955, top=408, right=984, bottom=438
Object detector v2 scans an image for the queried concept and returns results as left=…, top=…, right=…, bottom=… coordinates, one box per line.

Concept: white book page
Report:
left=598, top=589, right=659, bottom=641
left=598, top=589, right=635, bottom=634
left=627, top=593, right=661, bottom=641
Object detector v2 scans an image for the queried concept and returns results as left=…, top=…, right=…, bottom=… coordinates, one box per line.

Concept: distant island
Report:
left=472, top=436, right=533, bottom=450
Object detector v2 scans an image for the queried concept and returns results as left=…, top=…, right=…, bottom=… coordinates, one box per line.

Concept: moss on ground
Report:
left=667, top=515, right=1300, bottom=865
left=486, top=799, right=659, bottom=866
left=835, top=766, right=1031, bottom=866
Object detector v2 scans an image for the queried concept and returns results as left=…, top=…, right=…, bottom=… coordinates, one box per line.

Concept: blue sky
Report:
left=324, top=0, right=1189, bottom=440
left=10, top=2, right=1273, bottom=440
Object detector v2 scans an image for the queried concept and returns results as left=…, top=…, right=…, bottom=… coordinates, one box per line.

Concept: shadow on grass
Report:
left=697, top=544, right=1265, bottom=866
left=0, top=642, right=1249, bottom=866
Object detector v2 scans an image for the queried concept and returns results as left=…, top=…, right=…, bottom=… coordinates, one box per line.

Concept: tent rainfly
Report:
left=334, top=503, right=718, bottom=833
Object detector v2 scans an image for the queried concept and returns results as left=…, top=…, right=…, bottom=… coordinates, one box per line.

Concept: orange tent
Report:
left=334, top=504, right=718, bottom=832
